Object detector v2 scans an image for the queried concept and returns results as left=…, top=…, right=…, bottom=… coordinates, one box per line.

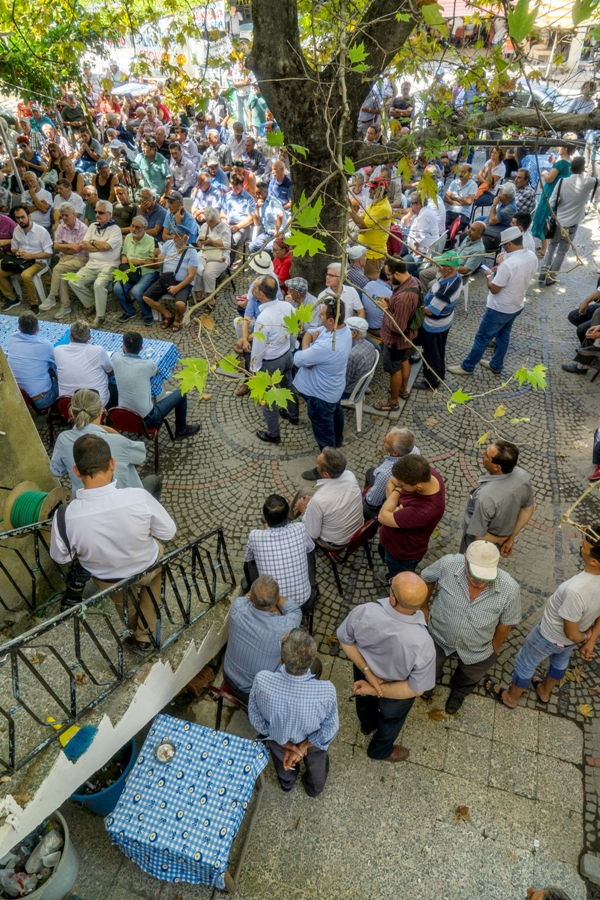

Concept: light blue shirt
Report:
left=164, top=209, right=198, bottom=244
left=259, top=195, right=287, bottom=234
left=7, top=331, right=56, bottom=396
left=361, top=279, right=391, bottom=329
left=50, top=423, right=146, bottom=493
left=293, top=325, right=353, bottom=403
left=222, top=189, right=256, bottom=223
left=160, top=240, right=199, bottom=277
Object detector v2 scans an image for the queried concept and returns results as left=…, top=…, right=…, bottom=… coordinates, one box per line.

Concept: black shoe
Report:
left=421, top=689, right=434, bottom=700
left=413, top=380, right=432, bottom=390
left=143, top=319, right=154, bottom=327
left=256, top=430, right=280, bottom=444
left=409, top=354, right=421, bottom=364
left=545, top=275, right=557, bottom=286
left=301, top=467, right=319, bottom=481
left=174, top=424, right=200, bottom=440
left=562, top=363, right=588, bottom=375
left=129, top=639, right=153, bottom=657
left=279, top=408, right=299, bottom=424
left=118, top=312, right=136, bottom=322
left=445, top=692, right=464, bottom=715
left=2, top=297, right=19, bottom=312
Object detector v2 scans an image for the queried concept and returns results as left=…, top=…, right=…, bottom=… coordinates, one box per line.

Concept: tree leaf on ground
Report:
left=475, top=431, right=489, bottom=447
left=325, top=635, right=338, bottom=647
left=74, top=671, right=86, bottom=685
left=508, top=852, right=518, bottom=861
left=509, top=417, right=531, bottom=424
left=425, top=417, right=439, bottom=426
left=200, top=314, right=215, bottom=330
left=455, top=805, right=471, bottom=822
left=12, top=793, right=32, bottom=805
left=428, top=708, right=446, bottom=721
left=589, top=687, right=598, bottom=695
left=493, top=403, right=507, bottom=419
left=199, top=393, right=212, bottom=401
left=573, top=665, right=586, bottom=683
left=29, top=652, right=46, bottom=664
left=579, top=704, right=593, bottom=718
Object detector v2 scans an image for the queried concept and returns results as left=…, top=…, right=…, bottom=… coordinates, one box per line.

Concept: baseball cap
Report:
left=346, top=316, right=368, bottom=333
left=347, top=245, right=367, bottom=261
left=96, top=159, right=109, bottom=169
left=174, top=224, right=192, bottom=237
left=366, top=176, right=389, bottom=189
left=431, top=250, right=461, bottom=267
left=232, top=158, right=244, bottom=167
left=165, top=190, right=183, bottom=201
left=285, top=277, right=308, bottom=293
left=206, top=156, right=219, bottom=166
left=499, top=225, right=522, bottom=245
left=465, top=540, right=499, bottom=581
left=249, top=251, right=274, bottom=274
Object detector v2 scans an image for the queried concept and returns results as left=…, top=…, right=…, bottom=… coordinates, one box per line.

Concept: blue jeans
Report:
left=298, top=392, right=344, bottom=450
left=145, top=389, right=187, bottom=434
left=512, top=622, right=573, bottom=689
left=247, top=234, right=275, bottom=254
left=379, top=545, right=422, bottom=578
left=402, top=253, right=422, bottom=278
left=114, top=273, right=159, bottom=322
left=32, top=377, right=59, bottom=411
left=75, top=158, right=97, bottom=173
left=461, top=307, right=522, bottom=373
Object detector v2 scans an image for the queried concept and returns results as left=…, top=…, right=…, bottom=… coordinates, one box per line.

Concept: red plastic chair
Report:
left=56, top=395, right=73, bottom=422
left=107, top=406, right=174, bottom=473
left=20, top=388, right=55, bottom=446
left=320, top=517, right=380, bottom=596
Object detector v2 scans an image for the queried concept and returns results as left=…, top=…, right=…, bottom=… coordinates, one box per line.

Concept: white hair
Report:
left=58, top=202, right=76, bottom=215
left=204, top=206, right=220, bottom=223
left=96, top=200, right=113, bottom=214
left=327, top=262, right=342, bottom=275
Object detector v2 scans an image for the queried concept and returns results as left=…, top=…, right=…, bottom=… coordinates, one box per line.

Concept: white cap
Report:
left=108, top=139, right=123, bottom=149
left=346, top=316, right=368, bottom=333
left=347, top=245, right=367, bottom=261
left=249, top=252, right=274, bottom=275
left=465, top=540, right=499, bottom=581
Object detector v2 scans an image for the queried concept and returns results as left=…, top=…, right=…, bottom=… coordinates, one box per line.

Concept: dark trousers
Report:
left=377, top=544, right=421, bottom=577
left=421, top=328, right=449, bottom=388
left=260, top=351, right=298, bottom=437
left=353, top=665, right=415, bottom=760
left=568, top=303, right=600, bottom=345
left=265, top=739, right=329, bottom=797
left=299, top=392, right=344, bottom=450
left=594, top=427, right=600, bottom=466
left=145, top=389, right=187, bottom=433
left=434, top=641, right=497, bottom=699
left=362, top=466, right=379, bottom=519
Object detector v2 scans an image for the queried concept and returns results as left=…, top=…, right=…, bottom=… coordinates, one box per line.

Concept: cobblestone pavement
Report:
left=21, top=210, right=600, bottom=898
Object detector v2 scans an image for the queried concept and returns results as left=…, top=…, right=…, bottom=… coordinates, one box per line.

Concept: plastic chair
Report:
left=460, top=277, right=470, bottom=311
left=341, top=354, right=379, bottom=433
left=11, top=264, right=50, bottom=305
left=108, top=406, right=174, bottom=473
left=19, top=387, right=55, bottom=445
left=320, top=518, right=380, bottom=596
left=56, top=395, right=73, bottom=422
left=448, top=216, right=462, bottom=246
left=429, top=231, right=448, bottom=255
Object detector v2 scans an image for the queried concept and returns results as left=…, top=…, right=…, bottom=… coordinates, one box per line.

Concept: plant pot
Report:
left=70, top=738, right=136, bottom=817
left=24, top=811, right=79, bottom=900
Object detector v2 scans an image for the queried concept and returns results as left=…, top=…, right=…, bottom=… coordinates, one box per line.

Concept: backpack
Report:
left=408, top=283, right=425, bottom=332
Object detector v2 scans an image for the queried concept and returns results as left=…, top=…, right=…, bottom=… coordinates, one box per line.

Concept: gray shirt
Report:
left=540, top=571, right=600, bottom=646
left=421, top=553, right=522, bottom=663
left=336, top=598, right=436, bottom=692
left=555, top=174, right=597, bottom=228
left=50, top=423, right=145, bottom=492
left=462, top=466, right=534, bottom=542
left=111, top=352, right=157, bottom=419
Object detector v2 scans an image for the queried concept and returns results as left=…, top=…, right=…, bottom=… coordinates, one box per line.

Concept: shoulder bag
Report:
left=543, top=179, right=563, bottom=240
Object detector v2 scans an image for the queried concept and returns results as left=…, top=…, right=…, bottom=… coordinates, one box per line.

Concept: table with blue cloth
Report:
left=0, top=315, right=180, bottom=397
left=105, top=715, right=268, bottom=891
left=520, top=154, right=552, bottom=189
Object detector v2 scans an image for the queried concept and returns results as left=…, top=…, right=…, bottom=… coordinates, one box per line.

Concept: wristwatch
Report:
left=362, top=665, right=371, bottom=674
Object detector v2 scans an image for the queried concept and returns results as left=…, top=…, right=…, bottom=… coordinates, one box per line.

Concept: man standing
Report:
left=249, top=629, right=338, bottom=797
left=291, top=299, right=353, bottom=450
left=337, top=572, right=435, bottom=762
left=343, top=316, right=378, bottom=398
left=40, top=202, right=88, bottom=317
left=68, top=199, right=123, bottom=328
left=0, top=205, right=52, bottom=311
left=374, top=258, right=420, bottom=411
left=414, top=250, right=463, bottom=392
left=349, top=177, right=393, bottom=280
left=444, top=163, right=478, bottom=234
left=448, top=226, right=537, bottom=377
left=487, top=531, right=600, bottom=708
left=460, top=438, right=535, bottom=556
left=540, top=157, right=597, bottom=285
left=421, top=541, right=521, bottom=714
left=7, top=311, right=58, bottom=409
left=363, top=427, right=419, bottom=518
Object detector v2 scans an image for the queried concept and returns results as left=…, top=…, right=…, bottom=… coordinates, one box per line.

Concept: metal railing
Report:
left=0, top=526, right=235, bottom=773
left=0, top=521, right=65, bottom=614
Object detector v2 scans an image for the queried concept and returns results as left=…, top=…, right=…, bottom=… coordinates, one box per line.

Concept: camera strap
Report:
left=55, top=504, right=73, bottom=559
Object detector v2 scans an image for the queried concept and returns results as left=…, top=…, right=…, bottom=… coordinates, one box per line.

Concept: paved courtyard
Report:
left=19, top=209, right=600, bottom=898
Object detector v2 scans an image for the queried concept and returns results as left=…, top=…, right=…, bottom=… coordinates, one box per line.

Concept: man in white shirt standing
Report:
left=68, top=199, right=123, bottom=328
left=400, top=193, right=440, bottom=277
left=448, top=226, right=537, bottom=377
left=0, top=205, right=53, bottom=311
left=293, top=447, right=364, bottom=549
left=54, top=319, right=115, bottom=407
left=50, top=434, right=176, bottom=655
left=317, top=262, right=365, bottom=318
left=540, top=157, right=597, bottom=286
left=21, top=172, right=53, bottom=229
left=250, top=274, right=298, bottom=445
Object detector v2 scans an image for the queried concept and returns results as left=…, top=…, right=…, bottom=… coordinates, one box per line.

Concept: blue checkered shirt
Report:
left=244, top=522, right=314, bottom=605
left=365, top=445, right=420, bottom=510
left=516, top=183, right=537, bottom=215
left=248, top=665, right=339, bottom=750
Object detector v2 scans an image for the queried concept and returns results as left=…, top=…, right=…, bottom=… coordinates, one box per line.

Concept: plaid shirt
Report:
left=244, top=522, right=314, bottom=605
left=516, top=183, right=537, bottom=215
left=169, top=157, right=197, bottom=195
left=344, top=338, right=378, bottom=395
left=28, top=130, right=46, bottom=154
left=249, top=665, right=339, bottom=750
left=365, top=445, right=420, bottom=509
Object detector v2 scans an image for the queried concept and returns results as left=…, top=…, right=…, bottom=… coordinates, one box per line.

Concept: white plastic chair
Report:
left=341, top=354, right=379, bottom=433
left=182, top=197, right=194, bottom=213
left=11, top=264, right=50, bottom=305
left=460, top=277, right=469, bottom=311
left=429, top=231, right=448, bottom=255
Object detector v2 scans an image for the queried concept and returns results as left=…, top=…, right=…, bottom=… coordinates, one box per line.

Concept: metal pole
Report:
left=545, top=30, right=559, bottom=81
left=0, top=117, right=24, bottom=195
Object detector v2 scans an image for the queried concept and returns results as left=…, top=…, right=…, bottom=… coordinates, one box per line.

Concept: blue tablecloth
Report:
left=0, top=316, right=180, bottom=397
left=105, top=715, right=268, bottom=889
left=520, top=154, right=552, bottom=189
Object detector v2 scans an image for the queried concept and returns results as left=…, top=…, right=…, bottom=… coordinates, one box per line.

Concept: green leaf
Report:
left=507, top=0, right=538, bottom=43
left=592, top=23, right=600, bottom=39
left=351, top=63, right=370, bottom=73
left=128, top=262, right=136, bottom=272
left=348, top=42, right=368, bottom=65
left=421, top=2, right=447, bottom=33
left=514, top=364, right=547, bottom=391
left=113, top=268, right=130, bottom=284
left=509, top=417, right=531, bottom=424
left=450, top=388, right=473, bottom=405
left=252, top=330, right=266, bottom=341
left=417, top=169, right=439, bottom=203
left=219, top=353, right=241, bottom=374
left=286, top=230, right=327, bottom=258
left=289, top=143, right=308, bottom=158
left=396, top=158, right=412, bottom=182
left=264, top=386, right=294, bottom=409
left=247, top=370, right=271, bottom=404
left=61, top=272, right=84, bottom=282
left=173, top=357, right=209, bottom=395
left=343, top=156, right=356, bottom=175
left=573, top=0, right=597, bottom=25
left=266, top=130, right=285, bottom=147
left=283, top=309, right=302, bottom=335
left=296, top=302, right=316, bottom=324
left=293, top=192, right=323, bottom=229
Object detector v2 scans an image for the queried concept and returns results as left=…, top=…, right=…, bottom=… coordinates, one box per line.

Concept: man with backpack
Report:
left=413, top=251, right=463, bottom=391
left=373, top=258, right=421, bottom=411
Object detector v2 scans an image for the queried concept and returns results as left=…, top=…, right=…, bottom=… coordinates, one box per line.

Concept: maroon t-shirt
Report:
left=379, top=467, right=445, bottom=561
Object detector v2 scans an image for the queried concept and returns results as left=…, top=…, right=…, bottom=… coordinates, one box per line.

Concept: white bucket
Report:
left=15, top=811, right=80, bottom=900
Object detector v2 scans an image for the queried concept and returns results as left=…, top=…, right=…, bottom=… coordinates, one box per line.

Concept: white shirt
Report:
left=22, top=188, right=53, bottom=227
left=540, top=571, right=600, bottom=645
left=427, top=196, right=446, bottom=233
left=53, top=191, right=85, bottom=218
left=303, top=470, right=364, bottom=546
left=83, top=222, right=123, bottom=271
left=55, top=342, right=113, bottom=406
left=318, top=284, right=363, bottom=317
left=50, top=481, right=176, bottom=580
left=11, top=222, right=53, bottom=256
left=481, top=160, right=506, bottom=195
left=198, top=220, right=231, bottom=265
left=555, top=174, right=597, bottom=227
left=250, top=299, right=294, bottom=372
left=522, top=228, right=535, bottom=254
left=227, top=134, right=247, bottom=158
left=407, top=206, right=439, bottom=250
left=487, top=248, right=538, bottom=314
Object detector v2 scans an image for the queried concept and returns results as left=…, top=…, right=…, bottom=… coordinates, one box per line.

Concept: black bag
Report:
left=119, top=262, right=142, bottom=286
left=543, top=180, right=563, bottom=240
left=1, top=253, right=28, bottom=274
left=55, top=504, right=91, bottom=608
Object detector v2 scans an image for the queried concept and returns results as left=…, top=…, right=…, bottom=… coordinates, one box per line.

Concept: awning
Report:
left=536, top=0, right=587, bottom=29
left=439, top=0, right=478, bottom=18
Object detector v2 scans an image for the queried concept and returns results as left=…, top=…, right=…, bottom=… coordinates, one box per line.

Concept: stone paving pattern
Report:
left=20, top=209, right=600, bottom=897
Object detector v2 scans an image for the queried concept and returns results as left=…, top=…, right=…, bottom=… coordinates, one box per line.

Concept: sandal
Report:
left=373, top=401, right=400, bottom=412
left=532, top=670, right=548, bottom=704
left=400, top=391, right=409, bottom=401
left=484, top=679, right=511, bottom=706
left=172, top=321, right=182, bottom=333
left=161, top=315, right=174, bottom=330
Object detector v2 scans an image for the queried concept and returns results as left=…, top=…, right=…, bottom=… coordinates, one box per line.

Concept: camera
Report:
left=61, top=559, right=91, bottom=609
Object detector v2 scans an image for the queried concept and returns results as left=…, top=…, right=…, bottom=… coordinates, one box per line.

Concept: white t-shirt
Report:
left=55, top=342, right=114, bottom=407
left=318, top=284, right=363, bottom=317
left=487, top=248, right=538, bottom=314
left=540, top=571, right=600, bottom=645
left=23, top=188, right=53, bottom=228
left=53, top=191, right=85, bottom=218
left=522, top=229, right=535, bottom=254
left=427, top=197, right=446, bottom=233
left=83, top=222, right=123, bottom=271
left=482, top=160, right=506, bottom=195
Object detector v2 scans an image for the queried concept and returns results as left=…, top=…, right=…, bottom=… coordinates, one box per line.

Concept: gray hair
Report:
left=70, top=320, right=91, bottom=343
left=106, top=128, right=118, bottom=138
left=500, top=181, right=516, bottom=198
left=204, top=206, right=220, bottom=223
left=282, top=629, right=316, bottom=675
left=70, top=389, right=103, bottom=429
left=207, top=129, right=219, bottom=139
left=542, top=890, right=573, bottom=900
left=388, top=427, right=415, bottom=456
left=320, top=446, right=346, bottom=478
left=517, top=167, right=531, bottom=182
left=249, top=574, right=279, bottom=610
left=131, top=215, right=147, bottom=228
left=58, top=202, right=76, bottom=215
left=327, top=262, right=342, bottom=276
left=96, top=199, right=113, bottom=214
left=141, top=187, right=157, bottom=199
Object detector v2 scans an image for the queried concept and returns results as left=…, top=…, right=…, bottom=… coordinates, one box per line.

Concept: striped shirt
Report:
left=422, top=273, right=463, bottom=333
left=248, top=665, right=339, bottom=750
left=244, top=522, right=315, bottom=606
left=420, top=553, right=522, bottom=663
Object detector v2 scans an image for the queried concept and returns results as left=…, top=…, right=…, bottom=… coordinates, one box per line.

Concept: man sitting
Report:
left=138, top=187, right=167, bottom=239
left=21, top=171, right=52, bottom=230
left=191, top=169, right=223, bottom=226
left=477, top=182, right=517, bottom=253
left=363, top=427, right=419, bottom=518
left=241, top=136, right=266, bottom=175
left=7, top=311, right=58, bottom=409
left=41, top=202, right=88, bottom=317
left=54, top=319, right=115, bottom=407
left=347, top=245, right=369, bottom=290
left=293, top=447, right=364, bottom=549
left=111, top=330, right=199, bottom=440
left=244, top=494, right=317, bottom=613
left=361, top=268, right=392, bottom=336
left=343, top=317, right=378, bottom=398
left=68, top=199, right=123, bottom=328
left=444, top=163, right=477, bottom=235
left=142, top=224, right=198, bottom=331
left=223, top=574, right=303, bottom=704
left=220, top=173, right=256, bottom=261
left=419, top=220, right=486, bottom=294
left=0, top=205, right=53, bottom=312
left=114, top=216, right=160, bottom=325
left=248, top=180, right=286, bottom=253
left=162, top=190, right=199, bottom=244
left=52, top=178, right=85, bottom=227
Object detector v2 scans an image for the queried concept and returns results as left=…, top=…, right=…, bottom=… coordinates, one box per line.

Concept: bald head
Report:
left=390, top=572, right=428, bottom=611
